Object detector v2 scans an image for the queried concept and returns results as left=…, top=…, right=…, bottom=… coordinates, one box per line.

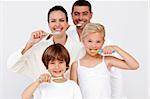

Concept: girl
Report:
left=22, top=44, right=82, bottom=99
left=70, top=23, right=139, bottom=99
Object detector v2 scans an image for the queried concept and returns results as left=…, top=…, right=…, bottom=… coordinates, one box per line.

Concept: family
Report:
left=7, top=0, right=139, bottom=99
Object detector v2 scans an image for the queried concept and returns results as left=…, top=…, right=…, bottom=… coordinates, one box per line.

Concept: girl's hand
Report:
left=38, top=73, right=51, bottom=83
left=102, top=45, right=116, bottom=54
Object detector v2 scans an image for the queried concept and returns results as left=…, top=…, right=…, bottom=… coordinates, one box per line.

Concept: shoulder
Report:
left=32, top=40, right=49, bottom=50
left=70, top=61, right=78, bottom=72
left=67, top=80, right=79, bottom=87
left=66, top=25, right=76, bottom=34
left=71, top=61, right=78, bottom=68
left=35, top=83, right=49, bottom=91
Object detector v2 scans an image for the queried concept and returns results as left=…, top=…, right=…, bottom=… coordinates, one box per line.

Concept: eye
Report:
left=50, top=62, right=55, bottom=64
left=88, top=40, right=92, bottom=42
left=96, top=41, right=101, bottom=43
left=59, top=61, right=65, bottom=64
left=59, top=19, right=65, bottom=22
left=74, top=12, right=79, bottom=16
left=50, top=20, right=56, bottom=23
left=83, top=12, right=88, bottom=16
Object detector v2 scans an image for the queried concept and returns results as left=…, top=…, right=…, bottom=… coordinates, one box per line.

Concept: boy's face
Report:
left=48, top=59, right=67, bottom=77
left=82, top=32, right=104, bottom=56
left=72, top=6, right=92, bottom=29
left=48, top=10, right=69, bottom=35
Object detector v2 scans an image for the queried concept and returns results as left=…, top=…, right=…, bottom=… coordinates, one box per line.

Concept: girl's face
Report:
left=48, top=59, right=67, bottom=77
left=48, top=10, right=69, bottom=35
left=82, top=32, right=104, bottom=56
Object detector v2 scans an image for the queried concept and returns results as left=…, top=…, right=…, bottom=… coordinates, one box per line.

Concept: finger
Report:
left=45, top=75, right=48, bottom=82
left=48, top=76, right=51, bottom=82
left=33, top=32, right=40, bottom=39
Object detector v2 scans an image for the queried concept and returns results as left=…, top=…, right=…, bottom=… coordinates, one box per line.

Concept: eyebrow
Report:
left=50, top=17, right=65, bottom=20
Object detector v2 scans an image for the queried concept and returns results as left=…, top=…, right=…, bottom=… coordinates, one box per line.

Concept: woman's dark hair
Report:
left=42, top=44, right=70, bottom=71
left=47, top=5, right=68, bottom=23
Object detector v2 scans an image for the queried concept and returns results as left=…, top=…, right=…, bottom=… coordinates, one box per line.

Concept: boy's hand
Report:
left=38, top=73, right=51, bottom=83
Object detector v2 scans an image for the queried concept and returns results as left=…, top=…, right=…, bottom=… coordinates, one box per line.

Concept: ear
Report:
left=81, top=38, right=85, bottom=44
left=90, top=12, right=93, bottom=19
left=71, top=12, right=73, bottom=17
left=65, top=23, right=69, bottom=31
left=102, top=39, right=105, bottom=47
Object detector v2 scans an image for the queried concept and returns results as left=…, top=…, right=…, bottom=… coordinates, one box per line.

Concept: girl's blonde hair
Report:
left=81, top=23, right=105, bottom=40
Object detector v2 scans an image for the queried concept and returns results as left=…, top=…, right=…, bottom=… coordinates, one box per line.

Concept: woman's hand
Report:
left=28, top=30, right=48, bottom=46
left=22, top=30, right=48, bottom=54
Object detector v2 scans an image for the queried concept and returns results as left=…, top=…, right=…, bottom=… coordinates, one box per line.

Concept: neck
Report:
left=76, top=27, right=83, bottom=41
left=84, top=53, right=103, bottom=60
left=53, top=34, right=67, bottom=45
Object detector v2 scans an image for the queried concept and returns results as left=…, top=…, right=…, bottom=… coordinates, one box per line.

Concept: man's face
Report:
left=72, top=6, right=93, bottom=29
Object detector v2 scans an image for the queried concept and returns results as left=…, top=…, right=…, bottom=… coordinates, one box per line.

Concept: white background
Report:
left=0, top=0, right=149, bottom=99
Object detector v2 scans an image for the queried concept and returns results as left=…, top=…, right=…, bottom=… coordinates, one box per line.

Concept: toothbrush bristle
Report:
left=90, top=50, right=98, bottom=52
left=51, top=76, right=63, bottom=80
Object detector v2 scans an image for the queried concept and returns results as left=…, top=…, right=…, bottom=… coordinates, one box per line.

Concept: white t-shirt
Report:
left=33, top=80, right=82, bottom=99
left=66, top=25, right=124, bottom=98
left=7, top=35, right=82, bottom=79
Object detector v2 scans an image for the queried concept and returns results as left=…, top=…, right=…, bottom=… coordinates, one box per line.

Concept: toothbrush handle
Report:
left=98, top=49, right=115, bottom=54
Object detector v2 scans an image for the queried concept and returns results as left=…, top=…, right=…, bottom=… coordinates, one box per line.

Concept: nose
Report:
left=54, top=64, right=59, bottom=69
left=79, top=14, right=83, bottom=21
left=55, top=21, right=61, bottom=27
left=91, top=43, right=97, bottom=48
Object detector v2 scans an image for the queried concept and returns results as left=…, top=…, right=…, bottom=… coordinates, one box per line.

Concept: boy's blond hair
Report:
left=81, top=23, right=105, bottom=40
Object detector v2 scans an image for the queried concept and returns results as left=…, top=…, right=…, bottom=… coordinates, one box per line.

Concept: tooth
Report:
left=77, top=22, right=84, bottom=27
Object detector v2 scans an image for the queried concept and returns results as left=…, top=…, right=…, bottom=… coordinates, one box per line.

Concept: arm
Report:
left=104, top=45, right=139, bottom=70
left=22, top=30, right=48, bottom=54
left=7, top=30, right=48, bottom=78
left=70, top=62, right=78, bottom=84
left=22, top=74, right=51, bottom=99
left=22, top=80, right=40, bottom=99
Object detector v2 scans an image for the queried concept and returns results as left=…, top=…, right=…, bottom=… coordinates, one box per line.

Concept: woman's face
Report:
left=48, top=10, right=69, bottom=35
left=82, top=32, right=104, bottom=56
left=48, top=59, right=67, bottom=77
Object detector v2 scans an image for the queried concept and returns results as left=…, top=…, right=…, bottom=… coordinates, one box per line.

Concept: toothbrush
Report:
left=51, top=76, right=63, bottom=80
left=48, top=31, right=60, bottom=35
left=90, top=49, right=115, bottom=54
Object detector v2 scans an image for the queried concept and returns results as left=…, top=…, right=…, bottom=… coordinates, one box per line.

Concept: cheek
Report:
left=48, top=23, right=53, bottom=30
left=84, top=41, right=91, bottom=48
left=61, top=63, right=67, bottom=69
left=48, top=64, right=54, bottom=70
left=63, top=23, right=69, bottom=29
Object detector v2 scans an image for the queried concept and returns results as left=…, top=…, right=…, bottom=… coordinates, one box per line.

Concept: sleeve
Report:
left=7, top=44, right=39, bottom=79
left=7, top=47, right=24, bottom=71
left=33, top=85, right=42, bottom=99
left=73, top=83, right=82, bottom=99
